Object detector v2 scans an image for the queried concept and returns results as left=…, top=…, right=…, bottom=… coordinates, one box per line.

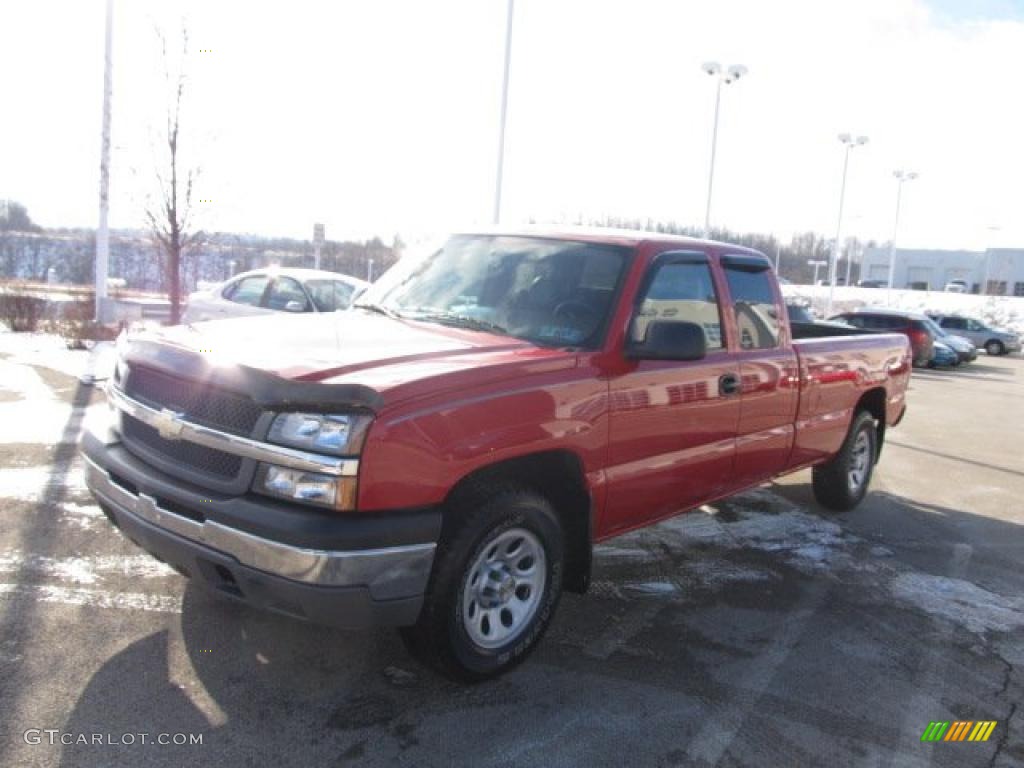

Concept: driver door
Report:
left=604, top=251, right=741, bottom=534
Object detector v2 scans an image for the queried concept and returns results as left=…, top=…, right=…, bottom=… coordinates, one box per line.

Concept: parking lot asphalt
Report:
left=0, top=348, right=1020, bottom=768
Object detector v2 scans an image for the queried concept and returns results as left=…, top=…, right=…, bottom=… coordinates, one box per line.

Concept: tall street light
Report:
left=886, top=170, right=918, bottom=305
left=826, top=133, right=868, bottom=316
left=492, top=0, right=515, bottom=225
left=95, top=0, right=114, bottom=323
left=701, top=62, right=748, bottom=237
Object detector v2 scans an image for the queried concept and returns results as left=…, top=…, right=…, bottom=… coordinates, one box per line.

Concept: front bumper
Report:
left=81, top=428, right=439, bottom=629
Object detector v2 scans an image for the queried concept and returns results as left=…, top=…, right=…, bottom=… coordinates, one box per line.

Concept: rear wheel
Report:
left=985, top=340, right=1005, bottom=356
left=812, top=410, right=878, bottom=512
left=400, top=488, right=563, bottom=682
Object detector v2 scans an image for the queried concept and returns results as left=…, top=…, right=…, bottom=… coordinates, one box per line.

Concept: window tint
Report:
left=724, top=263, right=780, bottom=349
left=940, top=317, right=965, bottom=330
left=226, top=276, right=270, bottom=306
left=364, top=236, right=628, bottom=348
left=266, top=277, right=310, bottom=311
left=632, top=260, right=723, bottom=349
left=307, top=279, right=356, bottom=311
left=786, top=304, right=814, bottom=324
left=859, top=314, right=903, bottom=330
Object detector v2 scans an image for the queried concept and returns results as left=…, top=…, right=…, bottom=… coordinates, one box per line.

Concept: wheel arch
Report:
left=855, top=387, right=887, bottom=460
left=442, top=450, right=593, bottom=594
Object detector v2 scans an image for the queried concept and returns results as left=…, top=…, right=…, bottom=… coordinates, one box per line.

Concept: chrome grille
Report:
left=124, top=365, right=262, bottom=436
left=122, top=414, right=243, bottom=480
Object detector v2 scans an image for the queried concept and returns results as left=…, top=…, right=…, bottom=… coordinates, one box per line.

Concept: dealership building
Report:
left=859, top=248, right=1024, bottom=295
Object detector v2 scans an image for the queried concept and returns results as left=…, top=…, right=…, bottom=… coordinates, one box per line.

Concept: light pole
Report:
left=826, top=133, right=868, bottom=316
left=492, top=0, right=515, bottom=225
left=701, top=62, right=748, bottom=237
left=844, top=240, right=856, bottom=287
left=94, top=0, right=114, bottom=323
left=885, top=170, right=918, bottom=305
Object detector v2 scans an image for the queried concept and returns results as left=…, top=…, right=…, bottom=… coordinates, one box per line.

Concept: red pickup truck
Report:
left=82, top=230, right=910, bottom=680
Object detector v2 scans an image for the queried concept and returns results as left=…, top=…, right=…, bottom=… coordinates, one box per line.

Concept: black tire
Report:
left=400, top=487, right=563, bottom=682
left=812, top=410, right=878, bottom=512
left=985, top=340, right=1005, bottom=356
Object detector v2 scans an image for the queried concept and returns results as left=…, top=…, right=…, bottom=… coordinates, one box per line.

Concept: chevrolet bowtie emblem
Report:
left=155, top=408, right=186, bottom=440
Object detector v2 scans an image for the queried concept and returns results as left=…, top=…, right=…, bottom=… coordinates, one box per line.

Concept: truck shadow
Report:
left=0, top=372, right=102, bottom=767
left=56, top=484, right=1023, bottom=766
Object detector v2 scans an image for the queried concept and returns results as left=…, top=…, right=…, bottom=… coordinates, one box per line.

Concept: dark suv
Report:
left=829, top=308, right=934, bottom=367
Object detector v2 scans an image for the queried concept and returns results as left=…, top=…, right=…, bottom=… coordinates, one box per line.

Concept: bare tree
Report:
left=145, top=24, right=204, bottom=325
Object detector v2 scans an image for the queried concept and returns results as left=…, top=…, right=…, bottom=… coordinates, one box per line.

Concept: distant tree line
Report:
left=584, top=215, right=878, bottom=285
left=3, top=199, right=883, bottom=293
left=0, top=202, right=400, bottom=292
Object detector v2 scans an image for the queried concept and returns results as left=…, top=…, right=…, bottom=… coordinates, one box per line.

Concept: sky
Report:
left=2, top=0, right=1023, bottom=250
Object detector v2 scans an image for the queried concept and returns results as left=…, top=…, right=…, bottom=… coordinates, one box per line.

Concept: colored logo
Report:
left=921, top=721, right=997, bottom=742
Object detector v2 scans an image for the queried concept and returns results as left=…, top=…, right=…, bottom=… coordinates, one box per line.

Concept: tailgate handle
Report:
left=719, top=373, right=741, bottom=396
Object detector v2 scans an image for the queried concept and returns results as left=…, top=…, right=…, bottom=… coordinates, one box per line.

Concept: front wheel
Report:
left=400, top=488, right=563, bottom=682
left=812, top=410, right=878, bottom=512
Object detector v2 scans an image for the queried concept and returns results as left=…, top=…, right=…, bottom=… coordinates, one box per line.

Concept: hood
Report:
left=940, top=334, right=972, bottom=350
left=142, top=309, right=577, bottom=406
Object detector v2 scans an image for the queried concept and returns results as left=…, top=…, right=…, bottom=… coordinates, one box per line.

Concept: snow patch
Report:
left=783, top=284, right=1024, bottom=337
left=0, top=582, right=182, bottom=614
left=0, top=333, right=115, bottom=381
left=0, top=465, right=87, bottom=502
left=0, top=549, right=175, bottom=585
left=60, top=501, right=105, bottom=530
left=890, top=573, right=1024, bottom=635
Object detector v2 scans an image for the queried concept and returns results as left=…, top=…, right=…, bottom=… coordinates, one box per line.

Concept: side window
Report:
left=875, top=316, right=902, bottom=330
left=944, top=317, right=966, bottom=330
left=723, top=262, right=780, bottom=349
left=631, top=260, right=723, bottom=350
left=266, top=277, right=311, bottom=311
left=226, top=276, right=270, bottom=306
left=844, top=315, right=867, bottom=328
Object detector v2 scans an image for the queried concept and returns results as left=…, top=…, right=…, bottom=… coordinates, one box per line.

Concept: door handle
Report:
left=719, top=373, right=741, bottom=396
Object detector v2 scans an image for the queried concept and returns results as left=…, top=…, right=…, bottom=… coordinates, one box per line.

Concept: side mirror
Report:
left=627, top=320, right=707, bottom=361
left=284, top=300, right=306, bottom=313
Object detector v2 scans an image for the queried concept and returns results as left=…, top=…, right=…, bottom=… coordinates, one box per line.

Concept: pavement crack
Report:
left=987, top=702, right=1016, bottom=768
left=994, top=654, right=1012, bottom=698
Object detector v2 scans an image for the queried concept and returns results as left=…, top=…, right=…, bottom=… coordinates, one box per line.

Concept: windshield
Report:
left=921, top=316, right=949, bottom=338
left=356, top=235, right=629, bottom=348
left=306, top=279, right=356, bottom=312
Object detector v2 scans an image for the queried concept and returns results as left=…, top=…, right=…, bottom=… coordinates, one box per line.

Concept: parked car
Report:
left=943, top=280, right=968, bottom=293
left=920, top=315, right=976, bottom=363
left=927, top=314, right=1022, bottom=356
left=83, top=229, right=911, bottom=681
left=929, top=340, right=959, bottom=368
left=828, top=308, right=934, bottom=367
left=858, top=279, right=887, bottom=288
left=786, top=302, right=860, bottom=337
left=785, top=302, right=815, bottom=324
left=181, top=268, right=369, bottom=324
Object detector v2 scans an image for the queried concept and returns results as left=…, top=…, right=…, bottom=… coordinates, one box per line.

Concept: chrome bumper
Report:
left=83, top=454, right=435, bottom=600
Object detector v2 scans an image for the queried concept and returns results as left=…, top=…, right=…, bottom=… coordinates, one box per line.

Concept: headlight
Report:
left=267, top=412, right=372, bottom=456
left=256, top=464, right=357, bottom=511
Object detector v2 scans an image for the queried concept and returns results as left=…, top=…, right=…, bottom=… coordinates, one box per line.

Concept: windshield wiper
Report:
left=355, top=302, right=401, bottom=320
left=411, top=311, right=509, bottom=336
